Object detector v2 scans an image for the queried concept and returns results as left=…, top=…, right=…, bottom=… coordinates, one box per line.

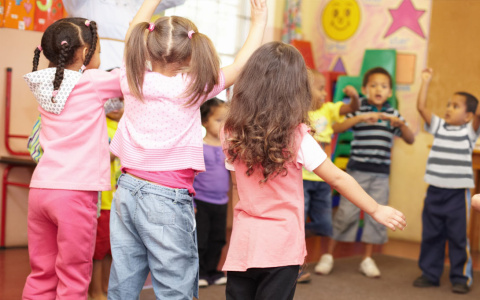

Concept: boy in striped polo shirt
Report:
left=319, top=67, right=414, bottom=278
left=414, top=68, right=480, bottom=294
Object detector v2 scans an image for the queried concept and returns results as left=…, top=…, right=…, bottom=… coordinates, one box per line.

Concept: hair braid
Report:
left=32, top=47, right=41, bottom=72
left=83, top=21, right=98, bottom=67
left=52, top=43, right=70, bottom=101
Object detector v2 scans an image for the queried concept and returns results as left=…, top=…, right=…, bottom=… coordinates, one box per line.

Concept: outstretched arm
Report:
left=417, top=68, right=433, bottom=126
left=314, top=159, right=406, bottom=231
left=126, top=0, right=162, bottom=42
left=222, top=0, right=267, bottom=88
left=339, top=85, right=360, bottom=115
left=332, top=112, right=383, bottom=133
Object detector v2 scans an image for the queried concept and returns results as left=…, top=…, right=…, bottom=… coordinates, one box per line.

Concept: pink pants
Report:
left=23, top=188, right=98, bottom=300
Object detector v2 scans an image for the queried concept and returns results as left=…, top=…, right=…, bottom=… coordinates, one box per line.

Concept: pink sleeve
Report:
left=204, top=70, right=226, bottom=101
left=88, top=68, right=123, bottom=103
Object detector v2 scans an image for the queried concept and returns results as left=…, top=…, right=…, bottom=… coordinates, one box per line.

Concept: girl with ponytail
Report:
left=23, top=18, right=123, bottom=299
left=108, top=0, right=267, bottom=299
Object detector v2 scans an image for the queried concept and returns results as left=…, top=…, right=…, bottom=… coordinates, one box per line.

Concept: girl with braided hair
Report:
left=22, top=17, right=123, bottom=300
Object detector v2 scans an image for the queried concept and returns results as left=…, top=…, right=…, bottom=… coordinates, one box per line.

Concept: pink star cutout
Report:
left=384, top=0, right=426, bottom=39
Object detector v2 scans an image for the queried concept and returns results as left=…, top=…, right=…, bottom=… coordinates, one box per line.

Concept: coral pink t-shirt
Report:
left=24, top=68, right=122, bottom=191
left=222, top=124, right=327, bottom=271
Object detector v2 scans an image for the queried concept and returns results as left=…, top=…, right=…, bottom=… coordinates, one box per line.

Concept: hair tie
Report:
left=188, top=30, right=195, bottom=39
left=61, top=40, right=68, bottom=45
left=148, top=23, right=155, bottom=32
left=79, top=65, right=87, bottom=73
left=85, top=20, right=91, bottom=27
left=52, top=90, right=59, bottom=98
left=37, top=45, right=42, bottom=51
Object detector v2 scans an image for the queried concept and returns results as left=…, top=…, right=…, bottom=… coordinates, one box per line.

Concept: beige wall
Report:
left=0, top=28, right=46, bottom=246
left=301, top=0, right=480, bottom=243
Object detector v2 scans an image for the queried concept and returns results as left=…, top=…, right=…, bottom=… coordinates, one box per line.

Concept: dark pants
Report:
left=419, top=186, right=473, bottom=286
left=226, top=265, right=299, bottom=300
left=195, top=199, right=227, bottom=279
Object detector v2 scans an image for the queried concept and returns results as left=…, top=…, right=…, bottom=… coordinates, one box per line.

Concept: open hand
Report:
left=343, top=85, right=359, bottom=99
left=421, top=68, right=433, bottom=83
left=251, top=0, right=268, bottom=25
left=370, top=205, right=406, bottom=231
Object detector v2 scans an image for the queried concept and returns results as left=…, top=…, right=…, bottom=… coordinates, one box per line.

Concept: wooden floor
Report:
left=1, top=237, right=479, bottom=299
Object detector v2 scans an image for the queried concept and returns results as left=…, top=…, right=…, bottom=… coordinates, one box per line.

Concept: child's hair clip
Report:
left=61, top=41, right=68, bottom=46
left=188, top=30, right=195, bottom=39
left=51, top=90, right=59, bottom=102
left=85, top=20, right=91, bottom=27
left=79, top=65, right=87, bottom=73
left=148, top=23, right=155, bottom=32
left=37, top=45, right=42, bottom=51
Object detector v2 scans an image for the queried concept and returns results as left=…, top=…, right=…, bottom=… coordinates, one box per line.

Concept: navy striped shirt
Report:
left=424, top=115, right=480, bottom=188
left=346, top=98, right=405, bottom=175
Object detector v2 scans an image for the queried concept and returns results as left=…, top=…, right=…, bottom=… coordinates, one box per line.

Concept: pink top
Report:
left=110, top=68, right=225, bottom=173
left=222, top=124, right=327, bottom=271
left=24, top=68, right=122, bottom=191
left=124, top=168, right=196, bottom=194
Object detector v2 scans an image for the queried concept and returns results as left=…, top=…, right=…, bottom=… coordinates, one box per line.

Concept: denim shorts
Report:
left=108, top=173, right=199, bottom=300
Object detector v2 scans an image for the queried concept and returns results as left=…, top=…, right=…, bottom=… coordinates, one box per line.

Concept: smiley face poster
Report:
left=311, top=0, right=432, bottom=131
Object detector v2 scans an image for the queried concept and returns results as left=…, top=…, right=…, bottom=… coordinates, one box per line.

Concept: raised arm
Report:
left=222, top=0, right=267, bottom=88
left=417, top=68, right=433, bottom=126
left=125, top=0, right=162, bottom=42
left=313, top=159, right=406, bottom=231
left=339, top=85, right=360, bottom=115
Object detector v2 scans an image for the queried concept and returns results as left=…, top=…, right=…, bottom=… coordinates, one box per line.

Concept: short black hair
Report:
left=456, top=92, right=479, bottom=113
left=362, top=67, right=393, bottom=88
left=200, top=97, right=225, bottom=123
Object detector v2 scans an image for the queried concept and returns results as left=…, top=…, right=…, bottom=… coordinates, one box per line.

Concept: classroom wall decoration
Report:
left=1, top=0, right=63, bottom=31
left=311, top=0, right=432, bottom=131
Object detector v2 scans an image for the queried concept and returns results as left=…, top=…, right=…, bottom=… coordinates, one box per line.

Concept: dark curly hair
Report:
left=32, top=18, right=98, bottom=101
left=223, top=42, right=311, bottom=183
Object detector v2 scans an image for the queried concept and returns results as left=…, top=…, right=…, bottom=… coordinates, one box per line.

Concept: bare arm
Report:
left=417, top=68, right=433, bottom=126
left=332, top=112, right=383, bottom=133
left=221, top=0, right=267, bottom=88
left=382, top=114, right=415, bottom=144
left=339, top=85, right=360, bottom=115
left=473, top=194, right=480, bottom=212
left=313, top=159, right=406, bottom=231
left=125, top=0, right=162, bottom=42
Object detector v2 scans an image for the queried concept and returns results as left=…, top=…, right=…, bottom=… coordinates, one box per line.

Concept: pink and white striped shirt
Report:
left=110, top=68, right=225, bottom=173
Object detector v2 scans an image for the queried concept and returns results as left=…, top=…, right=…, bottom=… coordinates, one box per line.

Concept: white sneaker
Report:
left=213, top=276, right=228, bottom=285
left=314, top=254, right=334, bottom=275
left=359, top=257, right=381, bottom=278
left=198, top=279, right=209, bottom=287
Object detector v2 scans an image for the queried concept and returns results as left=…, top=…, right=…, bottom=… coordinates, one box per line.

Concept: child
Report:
left=299, top=70, right=360, bottom=282
left=221, top=42, right=406, bottom=300
left=413, top=68, right=479, bottom=294
left=89, top=98, right=124, bottom=300
left=22, top=18, right=123, bottom=299
left=194, top=98, right=229, bottom=287
left=322, top=67, right=415, bottom=278
left=107, top=0, right=267, bottom=299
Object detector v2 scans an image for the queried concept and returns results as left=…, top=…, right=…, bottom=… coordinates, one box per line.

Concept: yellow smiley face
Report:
left=322, top=0, right=361, bottom=41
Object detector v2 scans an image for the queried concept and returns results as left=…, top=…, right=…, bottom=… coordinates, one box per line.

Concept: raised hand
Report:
left=343, top=85, right=359, bottom=99
left=251, top=0, right=268, bottom=25
left=421, top=68, right=433, bottom=83
left=370, top=205, right=406, bottom=231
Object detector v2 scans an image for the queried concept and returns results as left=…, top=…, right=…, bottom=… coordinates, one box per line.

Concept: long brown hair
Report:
left=125, top=16, right=220, bottom=105
left=224, top=42, right=311, bottom=183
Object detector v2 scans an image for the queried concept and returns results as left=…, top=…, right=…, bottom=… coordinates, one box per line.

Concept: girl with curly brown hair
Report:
left=221, top=41, right=407, bottom=300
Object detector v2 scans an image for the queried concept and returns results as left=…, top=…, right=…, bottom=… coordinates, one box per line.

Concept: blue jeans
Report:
left=303, top=180, right=332, bottom=237
left=108, top=174, right=199, bottom=300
